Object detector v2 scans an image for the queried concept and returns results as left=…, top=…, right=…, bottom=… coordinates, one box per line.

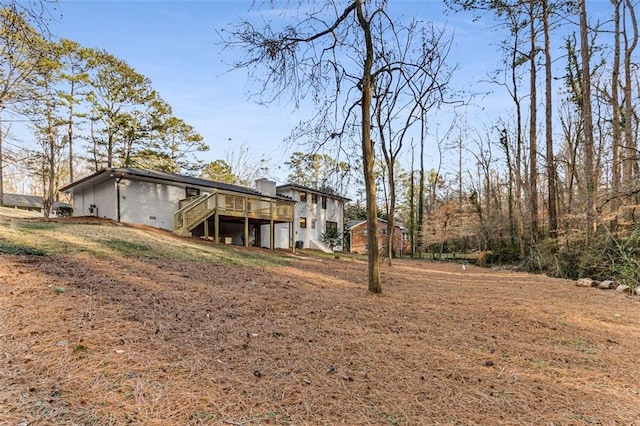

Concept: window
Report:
left=311, top=194, right=318, bottom=204
left=300, top=217, right=307, bottom=229
left=311, top=219, right=317, bottom=229
left=326, top=221, right=338, bottom=232
left=321, top=196, right=327, bottom=209
left=300, top=192, right=307, bottom=202
left=363, top=230, right=368, bottom=236
left=186, top=187, right=200, bottom=197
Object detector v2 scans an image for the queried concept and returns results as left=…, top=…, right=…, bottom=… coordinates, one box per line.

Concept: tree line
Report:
left=0, top=5, right=208, bottom=214
left=3, top=1, right=638, bottom=293
left=223, top=0, right=639, bottom=292
left=397, top=0, right=639, bottom=287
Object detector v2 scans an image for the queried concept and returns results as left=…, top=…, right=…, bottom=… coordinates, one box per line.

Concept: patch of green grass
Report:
left=0, top=240, right=45, bottom=255
left=73, top=344, right=89, bottom=353
left=98, top=238, right=152, bottom=256
left=20, top=222, right=59, bottom=230
left=553, top=337, right=596, bottom=354
left=378, top=412, right=406, bottom=425
left=255, top=411, right=291, bottom=424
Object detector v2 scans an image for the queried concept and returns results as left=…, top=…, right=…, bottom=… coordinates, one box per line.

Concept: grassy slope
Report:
left=1, top=210, right=639, bottom=425
left=0, top=212, right=292, bottom=266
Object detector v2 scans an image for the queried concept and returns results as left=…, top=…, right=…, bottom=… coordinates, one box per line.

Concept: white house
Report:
left=274, top=184, right=349, bottom=252
left=60, top=168, right=349, bottom=252
left=59, top=168, right=295, bottom=249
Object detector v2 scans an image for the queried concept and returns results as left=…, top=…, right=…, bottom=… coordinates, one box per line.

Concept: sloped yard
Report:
left=1, top=212, right=639, bottom=425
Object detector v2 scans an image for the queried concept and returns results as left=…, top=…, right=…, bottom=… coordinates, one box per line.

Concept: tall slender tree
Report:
left=0, top=7, right=47, bottom=206
left=579, top=0, right=596, bottom=240
left=222, top=1, right=450, bottom=293
left=542, top=0, right=558, bottom=238
left=622, top=0, right=638, bottom=213
left=56, top=38, right=91, bottom=184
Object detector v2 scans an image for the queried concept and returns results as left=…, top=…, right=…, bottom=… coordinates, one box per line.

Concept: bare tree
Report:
left=542, top=0, right=558, bottom=238
left=221, top=1, right=447, bottom=293
left=610, top=0, right=623, bottom=219
left=622, top=0, right=638, bottom=215
left=372, top=20, right=454, bottom=264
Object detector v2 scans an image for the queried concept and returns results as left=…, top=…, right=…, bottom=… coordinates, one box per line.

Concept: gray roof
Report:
left=3, top=193, right=43, bottom=209
left=2, top=194, right=72, bottom=210
left=346, top=220, right=366, bottom=230
left=276, top=183, right=350, bottom=201
left=346, top=218, right=408, bottom=232
left=60, top=168, right=291, bottom=201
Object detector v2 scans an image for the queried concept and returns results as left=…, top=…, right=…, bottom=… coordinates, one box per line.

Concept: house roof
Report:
left=60, top=168, right=291, bottom=201
left=3, top=193, right=43, bottom=209
left=2, top=194, right=71, bottom=210
left=346, top=218, right=408, bottom=232
left=276, top=183, right=350, bottom=201
left=346, top=220, right=366, bottom=230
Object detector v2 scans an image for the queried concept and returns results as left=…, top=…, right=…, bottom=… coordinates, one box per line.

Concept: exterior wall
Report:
left=349, top=219, right=410, bottom=256
left=277, top=187, right=345, bottom=251
left=276, top=188, right=344, bottom=251
left=119, top=179, right=187, bottom=230
left=72, top=179, right=116, bottom=219
left=273, top=223, right=291, bottom=249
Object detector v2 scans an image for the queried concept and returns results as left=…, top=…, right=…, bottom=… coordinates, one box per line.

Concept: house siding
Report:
left=120, top=180, right=186, bottom=230
left=72, top=179, right=116, bottom=219
left=276, top=187, right=346, bottom=251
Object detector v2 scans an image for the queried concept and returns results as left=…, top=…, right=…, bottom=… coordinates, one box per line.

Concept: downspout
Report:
left=116, top=175, right=124, bottom=222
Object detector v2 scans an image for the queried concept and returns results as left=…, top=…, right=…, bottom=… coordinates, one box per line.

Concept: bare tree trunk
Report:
left=386, top=166, right=396, bottom=264
left=409, top=148, right=416, bottom=257
left=0, top=106, right=4, bottom=207
left=623, top=0, right=638, bottom=215
left=510, top=21, right=526, bottom=256
left=68, top=97, right=74, bottom=183
left=579, top=0, right=596, bottom=240
left=356, top=0, right=381, bottom=294
left=417, top=111, right=426, bottom=259
left=499, top=128, right=516, bottom=245
left=611, top=0, right=622, bottom=216
left=543, top=0, right=558, bottom=238
left=45, top=80, right=55, bottom=218
left=528, top=2, right=539, bottom=244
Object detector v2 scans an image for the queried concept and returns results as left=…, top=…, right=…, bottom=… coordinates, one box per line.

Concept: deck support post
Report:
left=214, top=194, right=219, bottom=243
left=244, top=196, right=249, bottom=247
left=290, top=221, right=295, bottom=253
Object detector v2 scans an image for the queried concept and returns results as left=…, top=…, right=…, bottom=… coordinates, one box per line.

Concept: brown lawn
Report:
left=1, top=212, right=639, bottom=425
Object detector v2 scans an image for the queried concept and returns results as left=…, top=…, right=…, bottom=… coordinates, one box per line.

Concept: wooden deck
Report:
left=173, top=190, right=294, bottom=248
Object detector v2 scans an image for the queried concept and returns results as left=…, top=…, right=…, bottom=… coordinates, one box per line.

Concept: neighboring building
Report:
left=2, top=193, right=72, bottom=215
left=274, top=184, right=349, bottom=252
left=347, top=218, right=410, bottom=256
left=3, top=193, right=43, bottom=212
left=59, top=168, right=295, bottom=250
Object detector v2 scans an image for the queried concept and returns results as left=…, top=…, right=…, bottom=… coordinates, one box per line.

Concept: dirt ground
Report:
left=1, top=213, right=639, bottom=425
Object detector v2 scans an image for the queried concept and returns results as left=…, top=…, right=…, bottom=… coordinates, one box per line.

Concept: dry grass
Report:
left=1, top=213, right=639, bottom=425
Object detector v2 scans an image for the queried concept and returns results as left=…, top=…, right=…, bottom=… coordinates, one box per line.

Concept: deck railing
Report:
left=174, top=191, right=294, bottom=234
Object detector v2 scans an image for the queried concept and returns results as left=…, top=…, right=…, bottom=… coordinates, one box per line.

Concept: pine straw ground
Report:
left=1, top=214, right=639, bottom=425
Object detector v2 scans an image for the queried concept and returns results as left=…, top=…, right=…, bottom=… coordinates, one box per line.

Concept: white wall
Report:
left=120, top=180, right=185, bottom=230
left=277, top=187, right=345, bottom=251
left=72, top=179, right=116, bottom=219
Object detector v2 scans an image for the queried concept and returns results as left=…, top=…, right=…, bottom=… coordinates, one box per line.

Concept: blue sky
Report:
left=45, top=0, right=613, bottom=184
left=45, top=1, right=503, bottom=181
